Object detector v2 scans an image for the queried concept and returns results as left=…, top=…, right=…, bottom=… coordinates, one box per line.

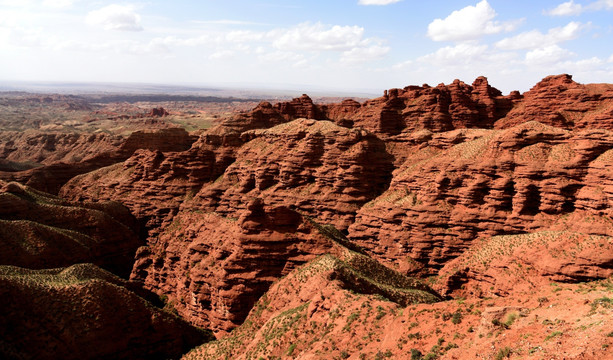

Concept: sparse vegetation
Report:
left=494, top=346, right=512, bottom=360
left=545, top=331, right=563, bottom=341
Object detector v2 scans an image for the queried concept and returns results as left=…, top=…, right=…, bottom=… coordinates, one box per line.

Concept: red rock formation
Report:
left=348, top=121, right=613, bottom=273
left=131, top=199, right=439, bottom=335
left=60, top=134, right=236, bottom=239
left=1, top=127, right=196, bottom=194
left=61, top=119, right=393, bottom=241
left=437, top=230, right=613, bottom=297
left=495, top=74, right=613, bottom=130
left=184, top=245, right=612, bottom=360
left=321, top=98, right=362, bottom=124
left=147, top=106, right=169, bottom=117
left=0, top=131, right=123, bottom=165
left=194, top=119, right=393, bottom=231
left=0, top=264, right=212, bottom=360
left=338, top=76, right=515, bottom=137
left=0, top=181, right=140, bottom=277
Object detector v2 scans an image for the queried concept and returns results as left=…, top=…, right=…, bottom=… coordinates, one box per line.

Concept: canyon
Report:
left=0, top=74, right=611, bottom=359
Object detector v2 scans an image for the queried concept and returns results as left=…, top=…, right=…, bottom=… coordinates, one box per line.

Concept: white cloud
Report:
left=589, top=0, right=613, bottom=10
left=6, top=26, right=45, bottom=47
left=427, top=0, right=521, bottom=42
left=496, top=22, right=585, bottom=50
left=525, top=44, right=574, bottom=65
left=570, top=56, right=605, bottom=68
left=42, top=0, right=77, bottom=8
left=191, top=19, right=269, bottom=26
left=546, top=0, right=613, bottom=16
left=609, top=54, right=613, bottom=62
left=418, top=43, right=489, bottom=65
left=545, top=1, right=583, bottom=16
left=86, top=4, right=143, bottom=31
left=209, top=50, right=234, bottom=60
left=358, top=0, right=402, bottom=5
left=225, top=30, right=264, bottom=43
left=272, top=22, right=366, bottom=51
left=0, top=0, right=35, bottom=7
left=258, top=50, right=304, bottom=63
left=341, top=45, right=390, bottom=64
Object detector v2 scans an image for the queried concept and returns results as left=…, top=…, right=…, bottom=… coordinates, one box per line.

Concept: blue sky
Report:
left=1, top=0, right=612, bottom=93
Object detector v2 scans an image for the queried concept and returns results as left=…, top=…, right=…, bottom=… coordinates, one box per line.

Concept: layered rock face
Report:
left=348, top=121, right=613, bottom=273
left=185, top=261, right=613, bottom=360
left=495, top=74, right=613, bottom=130
left=62, top=119, right=394, bottom=240
left=0, top=181, right=140, bottom=277
left=195, top=119, right=394, bottom=230
left=337, top=76, right=516, bottom=137
left=60, top=137, right=236, bottom=240
left=0, top=264, right=212, bottom=360
left=184, top=250, right=440, bottom=360
left=132, top=199, right=439, bottom=335
left=0, top=131, right=123, bottom=165
left=437, top=230, right=613, bottom=297
left=1, top=127, right=196, bottom=194
left=7, top=74, right=613, bottom=359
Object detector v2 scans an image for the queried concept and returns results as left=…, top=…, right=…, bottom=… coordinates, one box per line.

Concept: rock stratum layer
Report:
left=0, top=127, right=196, bottom=194
left=131, top=200, right=439, bottom=335
left=348, top=121, right=613, bottom=273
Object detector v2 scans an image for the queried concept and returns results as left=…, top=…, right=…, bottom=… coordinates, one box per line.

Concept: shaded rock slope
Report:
left=0, top=264, right=213, bottom=360
left=0, top=180, right=140, bottom=277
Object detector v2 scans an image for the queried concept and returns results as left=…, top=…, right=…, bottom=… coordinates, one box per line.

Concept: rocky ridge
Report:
left=1, top=127, right=196, bottom=194
left=0, top=180, right=140, bottom=277
left=348, top=121, right=613, bottom=273
left=0, top=264, right=212, bottom=360
left=131, top=199, right=439, bottom=335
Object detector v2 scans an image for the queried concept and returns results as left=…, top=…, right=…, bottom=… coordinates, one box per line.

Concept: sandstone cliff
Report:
left=131, top=199, right=439, bottom=335
left=1, top=127, right=196, bottom=194
left=348, top=121, right=613, bottom=273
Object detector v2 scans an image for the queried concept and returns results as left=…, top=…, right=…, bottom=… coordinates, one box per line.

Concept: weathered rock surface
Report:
left=340, top=77, right=515, bottom=137
left=60, top=136, right=236, bottom=240
left=495, top=74, right=613, bottom=130
left=348, top=121, right=613, bottom=273
left=195, top=119, right=393, bottom=231
left=132, top=199, right=439, bottom=335
left=0, top=264, right=212, bottom=360
left=1, top=127, right=196, bottom=194
left=0, top=181, right=140, bottom=277
left=61, top=119, right=394, bottom=242
left=0, top=131, right=123, bottom=165
left=6, top=74, right=613, bottom=360
left=437, top=230, right=613, bottom=297
left=184, top=251, right=613, bottom=360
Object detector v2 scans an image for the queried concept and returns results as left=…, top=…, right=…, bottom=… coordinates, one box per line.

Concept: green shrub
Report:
left=451, top=311, right=462, bottom=325
left=545, top=331, right=563, bottom=341
left=494, top=346, right=512, bottom=360
left=410, top=349, right=423, bottom=360
left=504, top=312, right=518, bottom=327
left=424, top=353, right=438, bottom=360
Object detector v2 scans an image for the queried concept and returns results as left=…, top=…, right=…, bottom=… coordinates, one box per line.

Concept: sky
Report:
left=1, top=0, right=613, bottom=94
